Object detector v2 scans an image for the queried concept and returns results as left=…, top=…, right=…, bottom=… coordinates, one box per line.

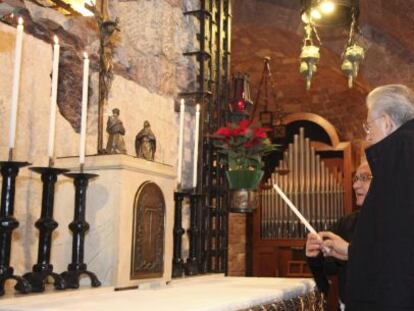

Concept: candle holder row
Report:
left=0, top=161, right=101, bottom=296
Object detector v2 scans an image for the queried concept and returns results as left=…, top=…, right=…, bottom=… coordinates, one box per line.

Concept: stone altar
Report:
left=53, top=154, right=175, bottom=289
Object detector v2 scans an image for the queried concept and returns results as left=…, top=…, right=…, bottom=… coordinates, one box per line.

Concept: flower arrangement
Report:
left=212, top=120, right=277, bottom=171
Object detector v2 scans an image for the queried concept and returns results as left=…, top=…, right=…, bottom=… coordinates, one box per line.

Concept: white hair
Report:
left=367, top=84, right=414, bottom=127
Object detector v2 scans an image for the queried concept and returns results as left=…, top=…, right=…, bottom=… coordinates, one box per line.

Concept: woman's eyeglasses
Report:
left=352, top=174, right=373, bottom=183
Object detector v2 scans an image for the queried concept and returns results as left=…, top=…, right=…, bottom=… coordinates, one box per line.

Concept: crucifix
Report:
left=87, top=0, right=120, bottom=153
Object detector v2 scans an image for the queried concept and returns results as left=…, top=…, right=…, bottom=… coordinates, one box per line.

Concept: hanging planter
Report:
left=229, top=189, right=258, bottom=213
left=226, top=170, right=264, bottom=190
left=226, top=170, right=264, bottom=213
left=211, top=120, right=277, bottom=213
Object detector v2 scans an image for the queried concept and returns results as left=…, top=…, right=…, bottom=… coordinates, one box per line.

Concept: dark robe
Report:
left=307, top=210, right=359, bottom=303
left=346, top=118, right=414, bottom=311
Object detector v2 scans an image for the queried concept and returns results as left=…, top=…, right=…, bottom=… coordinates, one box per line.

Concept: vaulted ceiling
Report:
left=231, top=0, right=414, bottom=145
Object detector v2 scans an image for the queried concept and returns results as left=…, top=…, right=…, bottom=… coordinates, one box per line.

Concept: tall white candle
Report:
left=8, top=17, right=24, bottom=150
left=177, top=99, right=185, bottom=186
left=47, top=35, right=60, bottom=160
left=273, top=183, right=316, bottom=234
left=192, top=104, right=200, bottom=188
left=79, top=52, right=90, bottom=165
left=273, top=183, right=332, bottom=253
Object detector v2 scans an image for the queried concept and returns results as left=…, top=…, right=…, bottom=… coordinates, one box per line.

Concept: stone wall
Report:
left=228, top=214, right=246, bottom=276
left=0, top=0, right=199, bottom=286
left=0, top=0, right=199, bottom=172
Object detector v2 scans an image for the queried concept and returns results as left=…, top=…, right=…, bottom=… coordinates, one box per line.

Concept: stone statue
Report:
left=135, top=121, right=156, bottom=160
left=106, top=108, right=127, bottom=154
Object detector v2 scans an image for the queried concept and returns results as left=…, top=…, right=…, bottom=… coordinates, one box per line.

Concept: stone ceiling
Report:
left=231, top=0, right=414, bottom=144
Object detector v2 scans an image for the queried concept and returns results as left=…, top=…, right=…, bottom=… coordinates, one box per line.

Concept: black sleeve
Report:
left=307, top=253, right=330, bottom=295
left=324, top=213, right=357, bottom=275
left=322, top=218, right=347, bottom=275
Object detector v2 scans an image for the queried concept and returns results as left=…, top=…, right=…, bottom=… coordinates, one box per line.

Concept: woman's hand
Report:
left=306, top=232, right=323, bottom=257
left=319, top=231, right=349, bottom=260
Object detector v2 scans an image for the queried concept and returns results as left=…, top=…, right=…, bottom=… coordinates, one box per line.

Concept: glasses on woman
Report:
left=362, top=116, right=383, bottom=134
left=352, top=174, right=373, bottom=183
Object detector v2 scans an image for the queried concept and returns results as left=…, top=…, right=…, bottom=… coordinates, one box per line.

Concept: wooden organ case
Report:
left=252, top=114, right=353, bottom=278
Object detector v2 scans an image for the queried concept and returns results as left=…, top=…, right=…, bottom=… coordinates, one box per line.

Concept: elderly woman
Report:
left=306, top=161, right=372, bottom=311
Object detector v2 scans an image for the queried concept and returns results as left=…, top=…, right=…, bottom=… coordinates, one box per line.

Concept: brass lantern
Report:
left=301, top=0, right=363, bottom=89
left=341, top=13, right=365, bottom=88
left=300, top=23, right=320, bottom=91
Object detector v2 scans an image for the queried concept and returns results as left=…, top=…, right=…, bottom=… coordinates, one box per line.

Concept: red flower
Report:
left=210, top=120, right=277, bottom=170
left=239, top=120, right=251, bottom=129
left=214, top=127, right=233, bottom=137
left=253, top=127, right=271, bottom=139
left=233, top=120, right=251, bottom=136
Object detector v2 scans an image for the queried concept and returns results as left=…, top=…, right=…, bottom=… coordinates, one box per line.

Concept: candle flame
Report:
left=180, top=98, right=184, bottom=105
left=18, top=17, right=23, bottom=25
left=54, top=35, right=59, bottom=44
left=196, top=104, right=200, bottom=112
left=10, top=13, right=14, bottom=19
left=83, top=52, right=88, bottom=59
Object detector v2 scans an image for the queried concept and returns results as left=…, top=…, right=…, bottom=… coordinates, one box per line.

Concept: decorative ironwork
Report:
left=251, top=57, right=286, bottom=138
left=131, top=181, right=165, bottom=279
left=181, top=0, right=232, bottom=276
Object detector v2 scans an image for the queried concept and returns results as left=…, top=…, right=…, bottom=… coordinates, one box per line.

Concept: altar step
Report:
left=1, top=275, right=318, bottom=311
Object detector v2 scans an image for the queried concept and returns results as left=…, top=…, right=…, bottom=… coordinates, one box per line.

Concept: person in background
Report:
left=306, top=162, right=372, bottom=310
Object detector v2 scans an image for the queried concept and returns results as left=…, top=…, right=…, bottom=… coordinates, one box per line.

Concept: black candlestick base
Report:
left=172, top=191, right=186, bottom=278
left=22, top=167, right=69, bottom=292
left=23, top=271, right=65, bottom=292
left=61, top=269, right=101, bottom=289
left=0, top=161, right=31, bottom=296
left=185, top=193, right=202, bottom=276
left=60, top=173, right=101, bottom=289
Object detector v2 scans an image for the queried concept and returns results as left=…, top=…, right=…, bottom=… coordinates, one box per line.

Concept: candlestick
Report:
left=47, top=36, right=60, bottom=164
left=8, top=17, right=24, bottom=158
left=177, top=99, right=185, bottom=186
left=192, top=104, right=200, bottom=189
left=79, top=52, right=89, bottom=166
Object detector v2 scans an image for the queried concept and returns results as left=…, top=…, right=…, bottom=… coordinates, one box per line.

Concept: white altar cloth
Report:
left=0, top=275, right=315, bottom=311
